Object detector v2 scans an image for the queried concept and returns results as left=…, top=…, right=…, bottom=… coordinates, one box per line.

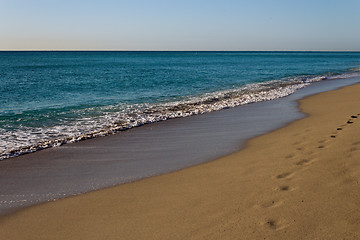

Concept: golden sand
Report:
left=1, top=83, right=360, bottom=239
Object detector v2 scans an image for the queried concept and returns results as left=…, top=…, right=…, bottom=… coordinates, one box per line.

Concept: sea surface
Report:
left=1, top=51, right=360, bottom=160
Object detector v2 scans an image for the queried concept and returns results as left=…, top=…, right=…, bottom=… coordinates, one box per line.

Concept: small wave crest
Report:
left=349, top=67, right=360, bottom=72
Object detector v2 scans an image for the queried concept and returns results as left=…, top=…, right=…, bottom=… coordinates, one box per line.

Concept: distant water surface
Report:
left=0, top=51, right=359, bottom=159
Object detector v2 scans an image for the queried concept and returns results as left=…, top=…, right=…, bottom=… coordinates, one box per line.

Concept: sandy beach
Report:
left=1, top=82, right=360, bottom=239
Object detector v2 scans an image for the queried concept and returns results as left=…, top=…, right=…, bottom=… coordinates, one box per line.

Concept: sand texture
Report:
left=1, top=83, right=360, bottom=239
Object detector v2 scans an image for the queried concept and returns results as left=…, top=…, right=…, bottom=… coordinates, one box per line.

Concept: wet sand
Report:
left=1, top=77, right=359, bottom=216
left=1, top=81, right=360, bottom=239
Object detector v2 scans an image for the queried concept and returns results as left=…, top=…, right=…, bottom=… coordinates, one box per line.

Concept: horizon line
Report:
left=1, top=49, right=360, bottom=52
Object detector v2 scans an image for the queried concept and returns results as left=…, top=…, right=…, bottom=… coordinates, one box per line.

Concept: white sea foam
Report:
left=0, top=73, right=357, bottom=160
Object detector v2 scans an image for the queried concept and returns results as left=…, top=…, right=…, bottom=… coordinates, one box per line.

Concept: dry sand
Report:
left=1, top=83, right=360, bottom=240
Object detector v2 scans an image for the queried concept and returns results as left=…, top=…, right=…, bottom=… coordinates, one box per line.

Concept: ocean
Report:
left=1, top=51, right=360, bottom=160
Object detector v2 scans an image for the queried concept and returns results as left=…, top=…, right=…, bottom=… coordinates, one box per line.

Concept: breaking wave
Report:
left=1, top=72, right=359, bottom=160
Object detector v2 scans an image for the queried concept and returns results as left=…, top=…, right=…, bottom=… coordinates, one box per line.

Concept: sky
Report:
left=1, top=0, right=359, bottom=51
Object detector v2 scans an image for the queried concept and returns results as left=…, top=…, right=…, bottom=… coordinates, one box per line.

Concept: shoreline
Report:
left=2, top=52, right=360, bottom=162
left=1, top=80, right=360, bottom=238
left=1, top=76, right=360, bottom=217
left=0, top=72, right=340, bottom=162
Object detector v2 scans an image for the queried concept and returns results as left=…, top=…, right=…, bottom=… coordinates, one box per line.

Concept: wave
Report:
left=1, top=71, right=360, bottom=160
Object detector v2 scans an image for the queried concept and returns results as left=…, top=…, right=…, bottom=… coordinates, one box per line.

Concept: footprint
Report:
left=285, top=154, right=295, bottom=159
left=296, top=159, right=311, bottom=166
left=347, top=120, right=353, bottom=124
left=276, top=172, right=293, bottom=179
left=264, top=218, right=289, bottom=231
left=279, top=186, right=290, bottom=191
left=330, top=135, right=336, bottom=138
left=350, top=147, right=359, bottom=152
left=318, top=145, right=325, bottom=149
left=337, top=128, right=342, bottom=131
left=351, top=115, right=358, bottom=119
left=266, top=219, right=277, bottom=229
left=261, top=200, right=283, bottom=208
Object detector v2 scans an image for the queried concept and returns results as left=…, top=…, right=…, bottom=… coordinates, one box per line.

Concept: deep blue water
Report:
left=1, top=51, right=359, bottom=159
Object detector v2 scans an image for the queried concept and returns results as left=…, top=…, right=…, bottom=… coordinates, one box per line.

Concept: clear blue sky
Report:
left=1, top=0, right=359, bottom=51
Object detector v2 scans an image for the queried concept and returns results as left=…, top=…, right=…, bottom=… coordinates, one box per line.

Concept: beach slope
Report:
left=1, top=83, right=360, bottom=239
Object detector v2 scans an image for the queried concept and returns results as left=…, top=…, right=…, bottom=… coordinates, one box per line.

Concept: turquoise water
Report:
left=1, top=51, right=360, bottom=159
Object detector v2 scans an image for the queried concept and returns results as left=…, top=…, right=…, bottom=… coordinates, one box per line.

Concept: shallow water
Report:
left=1, top=51, right=360, bottom=159
left=0, top=76, right=359, bottom=216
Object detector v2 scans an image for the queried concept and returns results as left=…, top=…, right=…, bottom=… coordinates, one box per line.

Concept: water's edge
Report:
left=2, top=70, right=360, bottom=161
left=1, top=76, right=360, bottom=217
